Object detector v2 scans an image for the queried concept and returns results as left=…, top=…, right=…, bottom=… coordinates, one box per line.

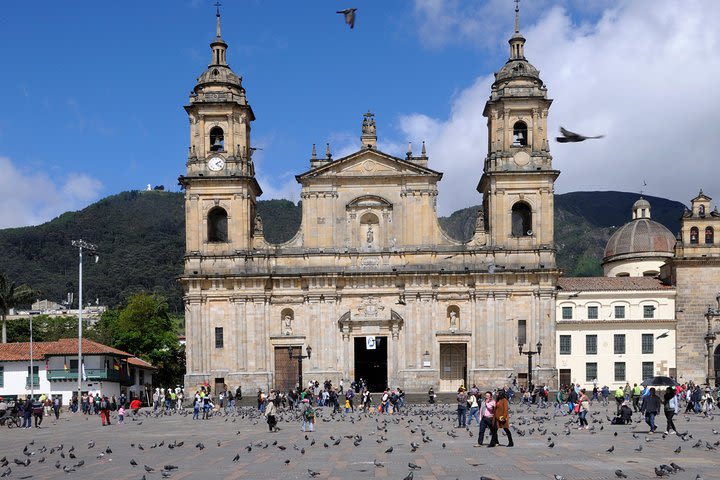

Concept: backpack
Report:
left=303, top=407, right=315, bottom=419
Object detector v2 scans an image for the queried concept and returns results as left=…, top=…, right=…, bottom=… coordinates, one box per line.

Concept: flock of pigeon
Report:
left=0, top=397, right=716, bottom=479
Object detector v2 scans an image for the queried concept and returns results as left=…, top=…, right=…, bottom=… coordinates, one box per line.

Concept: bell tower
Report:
left=179, top=6, right=262, bottom=255
left=478, top=2, right=559, bottom=258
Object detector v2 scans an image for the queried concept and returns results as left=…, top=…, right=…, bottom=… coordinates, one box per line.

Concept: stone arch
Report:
left=705, top=226, right=714, bottom=245
left=207, top=207, right=228, bottom=242
left=360, top=212, right=380, bottom=246
left=512, top=121, right=528, bottom=146
left=690, top=226, right=699, bottom=244
left=209, top=126, right=224, bottom=152
left=511, top=201, right=533, bottom=236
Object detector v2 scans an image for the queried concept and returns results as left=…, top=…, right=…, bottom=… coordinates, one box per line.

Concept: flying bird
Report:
left=337, top=8, right=357, bottom=29
left=656, top=331, right=670, bottom=339
left=556, top=126, right=604, bottom=143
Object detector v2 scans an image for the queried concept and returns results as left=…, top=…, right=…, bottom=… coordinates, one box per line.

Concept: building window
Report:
left=512, top=121, right=528, bottom=146
left=614, top=305, right=625, bottom=319
left=642, top=361, right=654, bottom=380
left=209, top=126, right=225, bottom=151
left=586, top=362, right=597, bottom=382
left=511, top=202, right=532, bottom=236
left=614, top=362, right=626, bottom=382
left=559, top=335, right=571, bottom=355
left=207, top=207, right=228, bottom=242
left=561, top=306, right=573, bottom=320
left=642, top=333, right=654, bottom=354
left=139, top=369, right=144, bottom=385
left=586, top=334, right=597, bottom=355
left=643, top=305, right=655, bottom=319
left=587, top=306, right=598, bottom=319
left=517, top=319, right=526, bottom=346
left=70, top=359, right=78, bottom=371
left=215, top=327, right=224, bottom=348
left=690, top=226, right=699, bottom=244
left=614, top=334, right=626, bottom=354
left=706, top=227, right=714, bottom=244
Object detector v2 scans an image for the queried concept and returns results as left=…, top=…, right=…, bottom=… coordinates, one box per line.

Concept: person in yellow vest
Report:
left=632, top=383, right=642, bottom=412
left=614, top=386, right=625, bottom=415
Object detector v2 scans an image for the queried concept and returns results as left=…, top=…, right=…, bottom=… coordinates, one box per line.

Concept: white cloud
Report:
left=0, top=157, right=103, bottom=228
left=404, top=0, right=720, bottom=215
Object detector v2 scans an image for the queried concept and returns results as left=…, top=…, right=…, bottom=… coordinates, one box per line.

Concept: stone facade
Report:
left=179, top=10, right=560, bottom=393
left=661, top=191, right=720, bottom=385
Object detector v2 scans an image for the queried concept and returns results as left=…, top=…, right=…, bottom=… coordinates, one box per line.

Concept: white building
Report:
left=555, top=198, right=677, bottom=389
left=0, top=338, right=155, bottom=405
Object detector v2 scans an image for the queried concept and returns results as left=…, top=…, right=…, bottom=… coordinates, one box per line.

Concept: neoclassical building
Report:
left=179, top=9, right=560, bottom=393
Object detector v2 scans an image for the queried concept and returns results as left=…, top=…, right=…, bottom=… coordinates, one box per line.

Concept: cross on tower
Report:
left=214, top=1, right=222, bottom=15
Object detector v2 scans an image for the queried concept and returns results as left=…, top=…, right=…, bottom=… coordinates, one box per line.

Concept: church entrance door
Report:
left=354, top=336, right=387, bottom=392
left=714, top=344, right=720, bottom=387
left=274, top=346, right=299, bottom=392
left=439, top=343, right=467, bottom=392
left=559, top=369, right=571, bottom=389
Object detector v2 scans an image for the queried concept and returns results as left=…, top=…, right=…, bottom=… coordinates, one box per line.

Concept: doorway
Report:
left=354, top=336, right=387, bottom=392
left=715, top=345, right=720, bottom=386
left=439, top=343, right=467, bottom=392
left=559, top=369, right=571, bottom=389
left=274, top=346, right=300, bottom=392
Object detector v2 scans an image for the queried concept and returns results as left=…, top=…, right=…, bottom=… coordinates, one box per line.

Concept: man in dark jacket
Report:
left=643, top=388, right=661, bottom=433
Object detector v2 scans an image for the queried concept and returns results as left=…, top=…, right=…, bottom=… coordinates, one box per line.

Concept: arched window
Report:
left=208, top=207, right=228, bottom=242
left=512, top=121, right=528, bottom=146
left=690, top=226, right=699, bottom=244
left=209, top=126, right=224, bottom=152
left=511, top=202, right=532, bottom=236
left=699, top=205, right=706, bottom=217
left=706, top=226, right=715, bottom=245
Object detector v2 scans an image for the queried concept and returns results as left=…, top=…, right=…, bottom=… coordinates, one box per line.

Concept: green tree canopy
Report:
left=0, top=272, right=37, bottom=343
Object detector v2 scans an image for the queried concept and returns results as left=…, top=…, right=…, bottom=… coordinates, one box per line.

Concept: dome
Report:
left=603, top=218, right=676, bottom=261
left=633, top=198, right=651, bottom=211
left=495, top=58, right=541, bottom=83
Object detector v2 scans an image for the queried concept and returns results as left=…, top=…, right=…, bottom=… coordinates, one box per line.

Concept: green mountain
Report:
left=0, top=191, right=685, bottom=313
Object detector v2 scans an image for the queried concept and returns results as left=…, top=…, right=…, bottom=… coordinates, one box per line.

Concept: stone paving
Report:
left=0, top=401, right=718, bottom=479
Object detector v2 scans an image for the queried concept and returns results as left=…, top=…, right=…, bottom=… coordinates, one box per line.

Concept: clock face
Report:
left=207, top=156, right=225, bottom=171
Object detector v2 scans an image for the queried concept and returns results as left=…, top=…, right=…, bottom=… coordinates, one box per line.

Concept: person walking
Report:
left=192, top=393, right=200, bottom=420
left=475, top=391, right=495, bottom=447
left=488, top=390, right=513, bottom=447
left=467, top=391, right=480, bottom=427
left=643, top=387, right=660, bottom=433
left=577, top=389, right=590, bottom=430
left=614, top=386, right=625, bottom=414
left=118, top=405, right=125, bottom=425
left=99, top=396, right=111, bottom=426
left=52, top=396, right=61, bottom=420
left=265, top=397, right=278, bottom=432
left=21, top=396, right=32, bottom=429
left=345, top=387, right=355, bottom=413
left=31, top=397, right=44, bottom=428
left=456, top=387, right=468, bottom=428
left=663, top=387, right=678, bottom=434
left=631, top=383, right=642, bottom=412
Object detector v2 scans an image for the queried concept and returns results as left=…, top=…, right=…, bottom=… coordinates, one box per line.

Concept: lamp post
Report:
left=71, top=240, right=98, bottom=402
left=704, top=292, right=720, bottom=387
left=29, top=315, right=34, bottom=398
left=288, top=345, right=312, bottom=392
left=518, top=340, right=543, bottom=392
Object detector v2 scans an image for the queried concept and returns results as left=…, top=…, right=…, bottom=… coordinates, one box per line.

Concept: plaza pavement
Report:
left=0, top=401, right=717, bottom=480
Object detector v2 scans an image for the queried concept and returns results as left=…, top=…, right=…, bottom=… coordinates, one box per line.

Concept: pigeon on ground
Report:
left=408, top=462, right=421, bottom=469
left=308, top=469, right=320, bottom=477
left=337, top=8, right=357, bottom=29
left=606, top=445, right=614, bottom=453
left=615, top=470, right=627, bottom=478
left=556, top=126, right=604, bottom=143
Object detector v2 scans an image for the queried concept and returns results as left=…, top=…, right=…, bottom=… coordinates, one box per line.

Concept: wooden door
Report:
left=559, top=369, right=571, bottom=389
left=274, top=347, right=299, bottom=393
left=439, top=343, right=467, bottom=392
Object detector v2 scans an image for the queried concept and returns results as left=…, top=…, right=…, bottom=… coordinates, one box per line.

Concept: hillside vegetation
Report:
left=0, top=191, right=685, bottom=312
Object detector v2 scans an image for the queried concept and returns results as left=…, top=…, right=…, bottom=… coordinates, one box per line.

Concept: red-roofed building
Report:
left=0, top=338, right=155, bottom=405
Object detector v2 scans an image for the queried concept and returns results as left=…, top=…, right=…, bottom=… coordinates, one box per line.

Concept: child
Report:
left=345, top=399, right=350, bottom=413
left=118, top=406, right=125, bottom=424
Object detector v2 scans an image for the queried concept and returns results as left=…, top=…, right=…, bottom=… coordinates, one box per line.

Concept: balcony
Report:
left=47, top=368, right=122, bottom=382
left=25, top=375, right=40, bottom=389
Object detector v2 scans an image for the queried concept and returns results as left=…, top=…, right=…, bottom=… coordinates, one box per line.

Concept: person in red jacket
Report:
left=129, top=398, right=142, bottom=415
left=99, top=396, right=111, bottom=426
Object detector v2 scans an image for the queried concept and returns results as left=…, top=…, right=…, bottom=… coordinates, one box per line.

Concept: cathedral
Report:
left=179, top=8, right=560, bottom=393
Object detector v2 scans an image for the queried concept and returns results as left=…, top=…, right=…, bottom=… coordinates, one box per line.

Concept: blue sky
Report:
left=1, top=1, right=718, bottom=227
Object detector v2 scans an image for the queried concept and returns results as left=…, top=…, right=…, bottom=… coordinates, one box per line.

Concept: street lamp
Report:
left=29, top=315, right=34, bottom=398
left=288, top=345, right=312, bottom=392
left=519, top=340, right=543, bottom=392
left=71, top=239, right=98, bottom=401
left=704, top=292, right=720, bottom=387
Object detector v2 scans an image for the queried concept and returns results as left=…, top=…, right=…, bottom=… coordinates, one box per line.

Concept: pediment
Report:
left=296, top=148, right=441, bottom=181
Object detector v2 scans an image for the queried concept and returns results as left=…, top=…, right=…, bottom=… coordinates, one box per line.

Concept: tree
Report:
left=0, top=273, right=36, bottom=343
left=105, top=292, right=185, bottom=387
